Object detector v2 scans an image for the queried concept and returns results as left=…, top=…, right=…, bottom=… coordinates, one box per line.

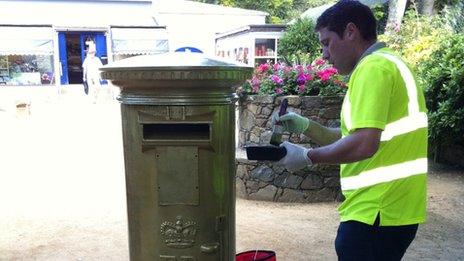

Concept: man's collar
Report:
left=359, top=41, right=387, bottom=61
left=347, top=41, right=386, bottom=78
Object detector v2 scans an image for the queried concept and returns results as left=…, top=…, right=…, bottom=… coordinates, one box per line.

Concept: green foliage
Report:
left=434, top=0, right=461, bottom=10
left=212, top=0, right=294, bottom=24
left=292, top=0, right=329, bottom=9
left=418, top=34, right=464, bottom=154
left=277, top=18, right=321, bottom=64
left=371, top=3, right=389, bottom=35
left=287, top=0, right=333, bottom=19
left=378, top=2, right=464, bottom=161
left=442, top=0, right=464, bottom=33
left=194, top=0, right=220, bottom=3
left=379, top=8, right=448, bottom=67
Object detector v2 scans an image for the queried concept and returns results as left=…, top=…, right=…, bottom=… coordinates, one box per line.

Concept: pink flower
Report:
left=273, top=63, right=283, bottom=72
left=251, top=76, right=260, bottom=93
left=246, top=59, right=346, bottom=96
left=317, top=71, right=331, bottom=82
left=283, top=66, right=292, bottom=75
left=304, top=74, right=313, bottom=81
left=270, top=75, right=283, bottom=85
left=294, top=65, right=304, bottom=74
left=257, top=63, right=270, bottom=73
left=326, top=67, right=338, bottom=74
left=317, top=68, right=338, bottom=82
left=297, top=73, right=314, bottom=85
left=296, top=74, right=306, bottom=85
left=315, top=59, right=326, bottom=66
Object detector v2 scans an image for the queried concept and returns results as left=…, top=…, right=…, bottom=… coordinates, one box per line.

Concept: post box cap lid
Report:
left=101, top=51, right=253, bottom=71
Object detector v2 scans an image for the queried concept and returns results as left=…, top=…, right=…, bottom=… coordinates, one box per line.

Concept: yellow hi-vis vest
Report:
left=339, top=47, right=428, bottom=226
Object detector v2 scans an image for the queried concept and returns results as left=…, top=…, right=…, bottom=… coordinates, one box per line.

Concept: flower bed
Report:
left=240, top=59, right=346, bottom=97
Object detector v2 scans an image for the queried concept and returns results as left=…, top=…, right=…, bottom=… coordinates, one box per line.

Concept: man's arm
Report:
left=303, top=120, right=341, bottom=146
left=308, top=128, right=381, bottom=164
left=274, top=112, right=341, bottom=146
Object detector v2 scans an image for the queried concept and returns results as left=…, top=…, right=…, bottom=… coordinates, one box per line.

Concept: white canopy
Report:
left=0, top=1, right=156, bottom=28
left=111, top=27, right=169, bottom=55
left=0, top=26, right=54, bottom=55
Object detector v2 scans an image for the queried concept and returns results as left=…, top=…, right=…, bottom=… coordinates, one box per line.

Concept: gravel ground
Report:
left=1, top=95, right=463, bottom=261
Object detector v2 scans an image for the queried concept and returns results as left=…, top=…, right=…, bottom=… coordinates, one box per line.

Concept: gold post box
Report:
left=101, top=52, right=252, bottom=261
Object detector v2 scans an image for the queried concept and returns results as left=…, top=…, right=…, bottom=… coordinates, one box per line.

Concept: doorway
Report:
left=66, top=34, right=82, bottom=84
left=58, top=32, right=107, bottom=85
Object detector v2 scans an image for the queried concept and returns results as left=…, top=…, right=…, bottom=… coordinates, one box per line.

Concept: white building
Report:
left=0, top=0, right=171, bottom=86
left=215, top=24, right=287, bottom=66
left=152, top=0, right=267, bottom=55
left=0, top=0, right=266, bottom=87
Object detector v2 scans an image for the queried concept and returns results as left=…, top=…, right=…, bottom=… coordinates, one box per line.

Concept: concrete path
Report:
left=1, top=94, right=463, bottom=260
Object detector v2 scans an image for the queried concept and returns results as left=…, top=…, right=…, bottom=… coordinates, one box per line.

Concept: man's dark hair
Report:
left=315, top=0, right=377, bottom=41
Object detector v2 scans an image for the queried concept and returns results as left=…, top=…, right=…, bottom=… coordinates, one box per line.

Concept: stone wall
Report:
left=236, top=94, right=344, bottom=203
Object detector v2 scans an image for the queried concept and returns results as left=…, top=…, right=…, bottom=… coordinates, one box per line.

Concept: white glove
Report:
left=277, top=141, right=312, bottom=172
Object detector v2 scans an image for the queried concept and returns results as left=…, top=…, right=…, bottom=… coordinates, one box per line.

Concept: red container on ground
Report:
left=236, top=250, right=276, bottom=261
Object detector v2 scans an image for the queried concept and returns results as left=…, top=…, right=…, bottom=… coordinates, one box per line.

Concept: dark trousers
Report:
left=335, top=215, right=418, bottom=261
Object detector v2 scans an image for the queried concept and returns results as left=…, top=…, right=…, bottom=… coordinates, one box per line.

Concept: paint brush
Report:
left=269, top=98, right=288, bottom=146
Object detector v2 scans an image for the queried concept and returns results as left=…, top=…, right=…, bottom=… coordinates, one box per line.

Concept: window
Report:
left=0, top=26, right=55, bottom=85
left=254, top=38, right=279, bottom=66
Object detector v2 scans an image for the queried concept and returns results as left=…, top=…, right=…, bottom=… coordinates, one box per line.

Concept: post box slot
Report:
left=143, top=123, right=210, bottom=141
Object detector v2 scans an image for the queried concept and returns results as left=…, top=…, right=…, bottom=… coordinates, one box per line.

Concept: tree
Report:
left=277, top=18, right=321, bottom=64
left=219, top=0, right=294, bottom=24
left=386, top=0, right=408, bottom=33
left=418, top=0, right=435, bottom=15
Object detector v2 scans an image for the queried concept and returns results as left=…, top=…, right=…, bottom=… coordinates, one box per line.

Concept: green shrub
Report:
left=435, top=0, right=461, bottom=10
left=277, top=17, right=321, bottom=65
left=371, top=3, right=389, bottom=35
left=443, top=0, right=464, bottom=33
left=379, top=8, right=448, bottom=67
left=419, top=34, right=464, bottom=156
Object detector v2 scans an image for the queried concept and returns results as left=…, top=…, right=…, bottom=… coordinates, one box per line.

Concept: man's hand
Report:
left=277, top=141, right=312, bottom=172
left=271, top=112, right=310, bottom=134
left=272, top=111, right=342, bottom=146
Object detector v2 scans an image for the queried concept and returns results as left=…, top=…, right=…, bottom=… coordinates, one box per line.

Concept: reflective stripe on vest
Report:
left=376, top=52, right=420, bottom=115
left=341, top=95, right=352, bottom=132
left=375, top=52, right=428, bottom=141
left=342, top=52, right=428, bottom=141
left=340, top=51, right=428, bottom=190
left=341, top=158, right=428, bottom=191
left=381, top=112, right=428, bottom=141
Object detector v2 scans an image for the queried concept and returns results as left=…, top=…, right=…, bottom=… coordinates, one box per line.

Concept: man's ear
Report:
left=344, top=22, right=358, bottom=40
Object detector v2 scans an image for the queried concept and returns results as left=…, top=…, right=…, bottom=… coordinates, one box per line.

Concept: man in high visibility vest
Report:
left=273, top=1, right=428, bottom=260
